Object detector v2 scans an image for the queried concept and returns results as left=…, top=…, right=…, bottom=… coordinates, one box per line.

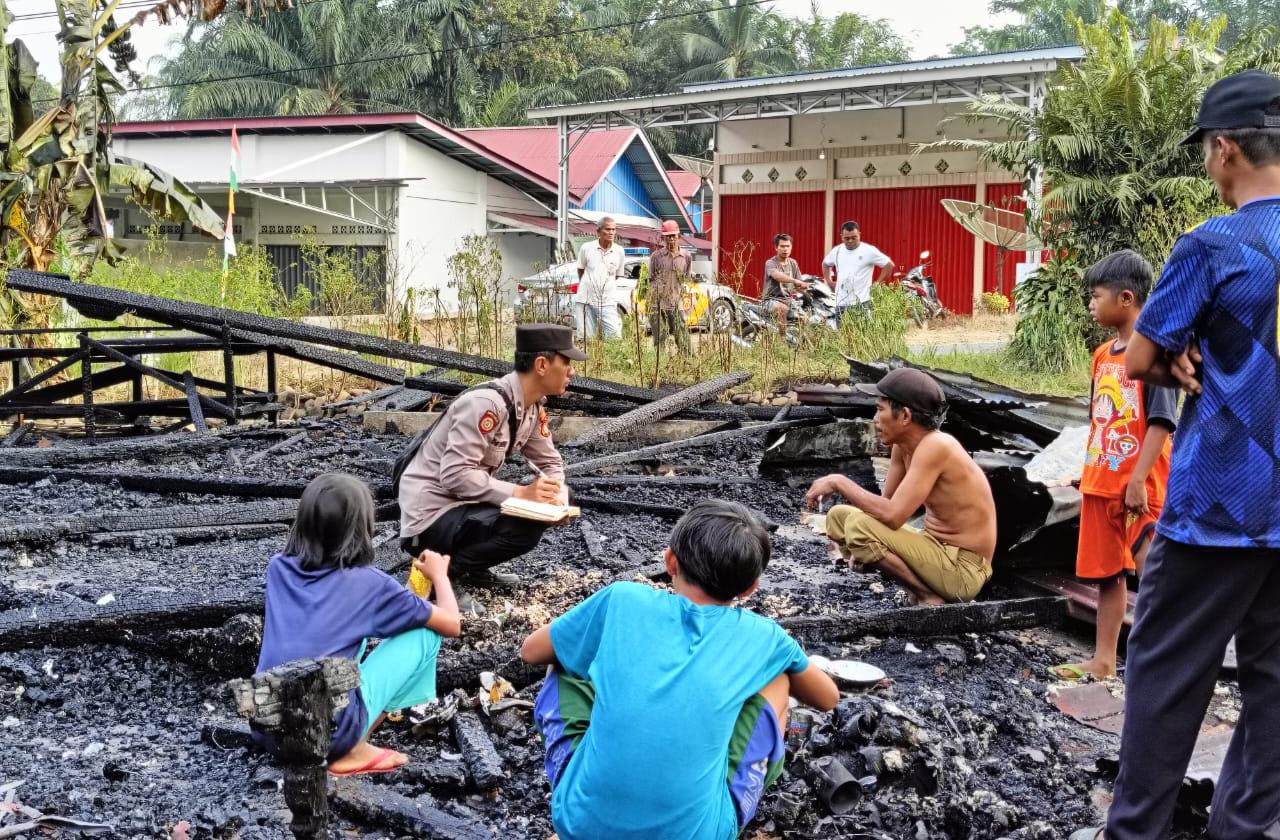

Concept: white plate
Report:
left=813, top=656, right=886, bottom=687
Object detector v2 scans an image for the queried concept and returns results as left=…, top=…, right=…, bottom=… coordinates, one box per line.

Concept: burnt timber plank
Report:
left=451, top=712, right=506, bottom=791
left=564, top=371, right=753, bottom=448
left=0, top=590, right=265, bottom=652
left=0, top=431, right=232, bottom=466
left=8, top=271, right=665, bottom=403
left=329, top=779, right=492, bottom=840
left=778, top=596, right=1067, bottom=642
left=562, top=418, right=822, bottom=476
left=0, top=499, right=300, bottom=545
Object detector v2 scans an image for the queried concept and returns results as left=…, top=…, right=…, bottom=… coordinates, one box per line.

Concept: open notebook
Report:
left=500, top=498, right=581, bottom=524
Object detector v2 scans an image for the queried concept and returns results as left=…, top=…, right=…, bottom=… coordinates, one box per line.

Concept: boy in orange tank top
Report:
left=1050, top=250, right=1177, bottom=682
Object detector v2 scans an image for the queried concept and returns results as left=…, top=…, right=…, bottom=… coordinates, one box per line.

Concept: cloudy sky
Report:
left=13, top=0, right=1016, bottom=95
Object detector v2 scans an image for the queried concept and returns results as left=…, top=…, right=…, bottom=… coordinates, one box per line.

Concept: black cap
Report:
left=1181, top=69, right=1280, bottom=145
left=855, top=367, right=946, bottom=417
left=515, top=323, right=587, bottom=360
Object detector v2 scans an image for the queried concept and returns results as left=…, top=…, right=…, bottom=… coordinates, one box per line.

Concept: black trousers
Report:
left=1106, top=535, right=1280, bottom=839
left=400, top=502, right=548, bottom=576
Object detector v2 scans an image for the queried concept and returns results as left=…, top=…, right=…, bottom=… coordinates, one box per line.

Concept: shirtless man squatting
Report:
left=805, top=367, right=998, bottom=605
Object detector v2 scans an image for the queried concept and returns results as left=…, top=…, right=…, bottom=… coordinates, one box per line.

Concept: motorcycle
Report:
left=898, top=251, right=946, bottom=326
left=737, top=275, right=838, bottom=346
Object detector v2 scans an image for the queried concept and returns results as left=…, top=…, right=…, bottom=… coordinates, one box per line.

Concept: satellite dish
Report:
left=670, top=153, right=714, bottom=180
left=942, top=198, right=1043, bottom=296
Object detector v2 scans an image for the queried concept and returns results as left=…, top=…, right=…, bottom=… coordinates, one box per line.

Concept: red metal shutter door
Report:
left=833, top=185, right=978, bottom=315
left=718, top=192, right=824, bottom=298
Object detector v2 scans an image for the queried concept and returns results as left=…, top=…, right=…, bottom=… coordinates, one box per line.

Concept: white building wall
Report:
left=114, top=129, right=552, bottom=313
left=716, top=105, right=995, bottom=155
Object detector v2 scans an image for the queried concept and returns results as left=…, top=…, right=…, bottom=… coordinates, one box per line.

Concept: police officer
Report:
left=398, top=324, right=585, bottom=605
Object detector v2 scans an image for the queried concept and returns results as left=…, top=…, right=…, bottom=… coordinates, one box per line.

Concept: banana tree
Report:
left=2, top=0, right=228, bottom=274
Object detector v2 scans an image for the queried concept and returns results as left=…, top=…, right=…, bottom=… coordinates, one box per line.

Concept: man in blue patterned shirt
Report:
left=1072, top=70, right=1280, bottom=840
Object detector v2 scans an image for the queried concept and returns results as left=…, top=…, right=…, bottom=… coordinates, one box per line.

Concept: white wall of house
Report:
left=114, top=130, right=552, bottom=313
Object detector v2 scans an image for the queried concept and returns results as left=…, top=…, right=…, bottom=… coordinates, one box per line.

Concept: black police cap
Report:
left=1182, top=69, right=1280, bottom=145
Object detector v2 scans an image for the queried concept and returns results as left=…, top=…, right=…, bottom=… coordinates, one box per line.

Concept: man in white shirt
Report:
left=574, top=217, right=626, bottom=340
left=822, top=220, right=895, bottom=323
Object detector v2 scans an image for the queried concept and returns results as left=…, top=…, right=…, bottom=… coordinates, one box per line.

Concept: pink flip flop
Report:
left=327, top=746, right=406, bottom=777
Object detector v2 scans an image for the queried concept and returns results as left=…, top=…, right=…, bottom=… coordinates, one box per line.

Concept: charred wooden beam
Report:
left=0, top=431, right=232, bottom=466
left=244, top=431, right=309, bottom=466
left=778, top=596, right=1067, bottom=642
left=230, top=658, right=359, bottom=839
left=0, top=499, right=300, bottom=545
left=0, top=404, right=126, bottom=422
left=85, top=338, right=232, bottom=421
left=323, top=385, right=403, bottom=410
left=1, top=422, right=33, bottom=448
left=434, top=647, right=546, bottom=695
left=568, top=475, right=759, bottom=490
left=0, top=348, right=88, bottom=404
left=89, top=523, right=289, bottom=548
left=0, top=590, right=265, bottom=652
left=4, top=364, right=135, bottom=405
left=563, top=418, right=823, bottom=476
left=451, top=711, right=506, bottom=791
left=8, top=271, right=666, bottom=403
left=329, top=779, right=491, bottom=840
left=183, top=370, right=209, bottom=432
left=564, top=371, right=753, bottom=449
left=574, top=495, right=688, bottom=520
left=199, top=325, right=408, bottom=385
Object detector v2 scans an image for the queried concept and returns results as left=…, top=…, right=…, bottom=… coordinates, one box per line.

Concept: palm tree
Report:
left=675, top=0, right=795, bottom=84
left=157, top=0, right=438, bottom=117
left=930, top=10, right=1280, bottom=265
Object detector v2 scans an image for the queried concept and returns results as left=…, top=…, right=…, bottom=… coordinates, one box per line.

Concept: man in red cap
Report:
left=647, top=220, right=692, bottom=355
left=804, top=367, right=997, bottom=605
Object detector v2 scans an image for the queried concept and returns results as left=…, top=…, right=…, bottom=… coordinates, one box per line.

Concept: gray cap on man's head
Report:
left=855, top=367, right=947, bottom=416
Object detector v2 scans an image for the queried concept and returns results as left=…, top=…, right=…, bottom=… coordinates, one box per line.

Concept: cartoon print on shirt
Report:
left=1087, top=361, right=1142, bottom=472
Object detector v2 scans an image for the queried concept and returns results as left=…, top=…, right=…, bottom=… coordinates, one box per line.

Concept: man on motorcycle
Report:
left=762, top=233, right=809, bottom=335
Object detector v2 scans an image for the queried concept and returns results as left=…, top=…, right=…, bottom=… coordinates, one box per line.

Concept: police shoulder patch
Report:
left=478, top=410, right=499, bottom=435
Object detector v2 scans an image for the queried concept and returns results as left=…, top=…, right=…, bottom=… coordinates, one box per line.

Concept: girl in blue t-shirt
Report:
left=256, top=473, right=462, bottom=777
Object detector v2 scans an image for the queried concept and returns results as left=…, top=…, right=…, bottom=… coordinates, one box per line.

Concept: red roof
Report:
left=665, top=170, right=703, bottom=201
left=459, top=126, right=636, bottom=202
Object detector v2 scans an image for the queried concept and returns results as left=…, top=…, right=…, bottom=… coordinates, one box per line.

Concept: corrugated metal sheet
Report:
left=718, top=192, right=825, bottom=298
left=581, top=155, right=660, bottom=217
left=266, top=245, right=387, bottom=314
left=459, top=126, right=633, bottom=201
left=681, top=46, right=1084, bottom=93
left=983, top=183, right=1025, bottom=299
left=834, top=185, right=978, bottom=315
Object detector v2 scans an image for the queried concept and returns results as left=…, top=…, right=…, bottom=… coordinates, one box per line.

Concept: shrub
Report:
left=832, top=282, right=909, bottom=362
left=980, top=291, right=1011, bottom=314
left=1007, top=257, right=1092, bottom=374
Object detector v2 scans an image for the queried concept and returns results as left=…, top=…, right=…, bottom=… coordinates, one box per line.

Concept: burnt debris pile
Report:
left=0, top=272, right=1229, bottom=839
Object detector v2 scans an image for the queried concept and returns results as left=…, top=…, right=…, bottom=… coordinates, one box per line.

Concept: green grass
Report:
left=903, top=348, right=1090, bottom=397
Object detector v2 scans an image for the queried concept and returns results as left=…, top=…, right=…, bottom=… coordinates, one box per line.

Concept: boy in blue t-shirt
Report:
left=520, top=499, right=839, bottom=840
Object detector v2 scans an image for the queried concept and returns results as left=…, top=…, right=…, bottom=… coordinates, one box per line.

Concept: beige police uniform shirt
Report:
left=398, top=372, right=566, bottom=538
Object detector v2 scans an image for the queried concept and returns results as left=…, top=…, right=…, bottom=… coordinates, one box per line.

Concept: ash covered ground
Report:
left=0, top=417, right=1236, bottom=839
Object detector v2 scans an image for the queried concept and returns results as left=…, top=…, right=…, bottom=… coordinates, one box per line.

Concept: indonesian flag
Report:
left=222, top=126, right=240, bottom=271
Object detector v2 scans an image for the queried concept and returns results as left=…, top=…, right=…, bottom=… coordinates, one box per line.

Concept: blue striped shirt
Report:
left=1135, top=197, right=1280, bottom=548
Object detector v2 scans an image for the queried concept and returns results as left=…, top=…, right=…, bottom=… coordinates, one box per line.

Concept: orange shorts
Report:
left=1076, top=494, right=1159, bottom=582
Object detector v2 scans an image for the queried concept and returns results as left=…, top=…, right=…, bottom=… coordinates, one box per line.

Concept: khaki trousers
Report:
left=826, top=505, right=991, bottom=603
